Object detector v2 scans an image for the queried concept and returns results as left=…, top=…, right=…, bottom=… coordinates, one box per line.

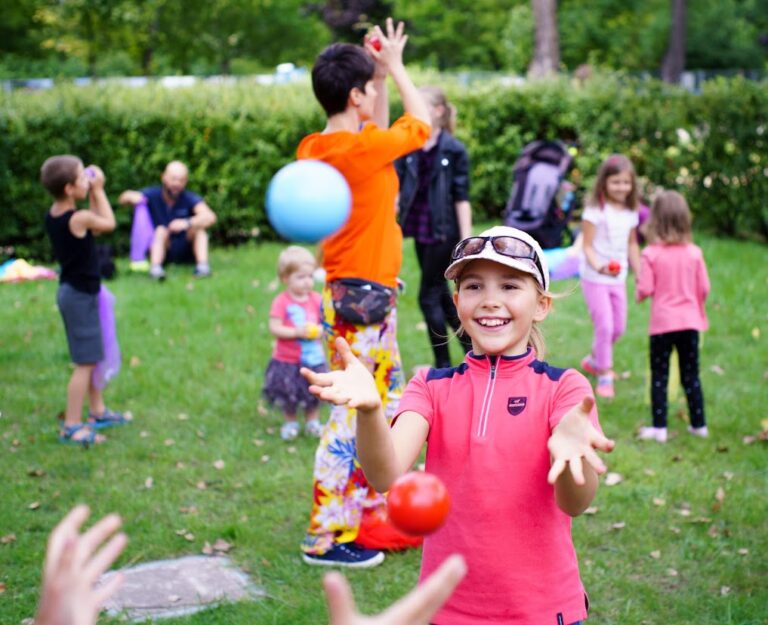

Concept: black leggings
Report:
left=415, top=240, right=472, bottom=368
left=649, top=330, right=706, bottom=428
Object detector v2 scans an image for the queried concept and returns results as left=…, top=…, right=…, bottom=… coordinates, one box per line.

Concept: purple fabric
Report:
left=130, top=199, right=154, bottom=262
left=402, top=146, right=438, bottom=244
left=92, top=285, right=121, bottom=389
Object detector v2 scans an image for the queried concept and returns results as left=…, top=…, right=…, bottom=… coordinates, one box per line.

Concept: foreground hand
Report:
left=547, top=397, right=615, bottom=485
left=35, top=505, right=127, bottom=625
left=168, top=218, right=189, bottom=233
left=324, top=554, right=466, bottom=625
left=301, top=337, right=381, bottom=411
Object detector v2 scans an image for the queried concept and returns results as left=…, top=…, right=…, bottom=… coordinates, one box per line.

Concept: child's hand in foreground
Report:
left=301, top=337, right=381, bottom=412
left=547, top=397, right=615, bottom=485
left=35, top=505, right=127, bottom=625
left=324, top=554, right=466, bottom=625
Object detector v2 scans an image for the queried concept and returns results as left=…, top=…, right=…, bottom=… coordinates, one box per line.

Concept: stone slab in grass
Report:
left=99, top=555, right=265, bottom=621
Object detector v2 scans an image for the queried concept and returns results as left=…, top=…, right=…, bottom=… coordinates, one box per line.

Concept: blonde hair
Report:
left=419, top=86, right=456, bottom=134
left=277, top=245, right=316, bottom=281
left=645, top=190, right=693, bottom=244
left=588, top=154, right=639, bottom=210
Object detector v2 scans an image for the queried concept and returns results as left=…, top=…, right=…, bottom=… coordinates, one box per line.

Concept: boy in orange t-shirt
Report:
left=298, top=19, right=431, bottom=568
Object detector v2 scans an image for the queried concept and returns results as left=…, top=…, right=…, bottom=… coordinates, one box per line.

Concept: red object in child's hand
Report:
left=607, top=260, right=621, bottom=274
left=368, top=35, right=382, bottom=51
left=387, top=471, right=450, bottom=536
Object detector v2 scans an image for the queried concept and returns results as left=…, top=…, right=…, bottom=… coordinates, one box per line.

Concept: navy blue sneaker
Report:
left=301, top=543, right=385, bottom=568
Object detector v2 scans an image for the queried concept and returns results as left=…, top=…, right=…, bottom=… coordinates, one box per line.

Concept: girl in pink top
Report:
left=636, top=191, right=710, bottom=443
left=302, top=226, right=616, bottom=624
left=263, top=246, right=328, bottom=441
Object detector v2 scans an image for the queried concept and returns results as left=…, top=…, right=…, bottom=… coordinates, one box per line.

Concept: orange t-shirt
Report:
left=296, top=114, right=430, bottom=288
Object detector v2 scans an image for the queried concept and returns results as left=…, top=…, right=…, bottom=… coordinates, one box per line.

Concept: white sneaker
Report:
left=304, top=419, right=324, bottom=438
left=280, top=421, right=300, bottom=441
left=687, top=425, right=709, bottom=438
left=149, top=264, right=166, bottom=281
left=638, top=426, right=668, bottom=443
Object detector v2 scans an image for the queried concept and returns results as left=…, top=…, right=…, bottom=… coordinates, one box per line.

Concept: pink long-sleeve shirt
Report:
left=635, top=242, right=710, bottom=335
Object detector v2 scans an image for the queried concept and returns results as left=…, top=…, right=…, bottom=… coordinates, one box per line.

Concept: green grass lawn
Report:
left=1, top=232, right=766, bottom=625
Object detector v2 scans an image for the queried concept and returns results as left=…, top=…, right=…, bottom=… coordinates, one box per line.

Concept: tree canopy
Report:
left=1, top=0, right=766, bottom=78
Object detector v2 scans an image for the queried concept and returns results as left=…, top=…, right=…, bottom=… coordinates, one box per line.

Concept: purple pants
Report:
left=580, top=279, right=627, bottom=371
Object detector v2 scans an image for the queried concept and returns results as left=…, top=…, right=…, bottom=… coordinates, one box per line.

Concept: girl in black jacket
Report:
left=396, top=87, right=473, bottom=368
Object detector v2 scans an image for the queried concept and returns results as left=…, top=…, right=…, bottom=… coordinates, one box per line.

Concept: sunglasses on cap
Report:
left=450, top=235, right=546, bottom=288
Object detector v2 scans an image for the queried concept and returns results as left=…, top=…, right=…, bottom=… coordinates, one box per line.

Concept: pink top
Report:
left=635, top=243, right=710, bottom=335
left=396, top=351, right=600, bottom=625
left=269, top=291, right=325, bottom=366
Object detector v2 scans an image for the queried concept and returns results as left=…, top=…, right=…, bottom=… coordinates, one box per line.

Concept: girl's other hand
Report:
left=365, top=18, right=407, bottom=73
left=300, top=337, right=381, bottom=411
left=547, top=397, right=615, bottom=485
left=86, top=165, right=105, bottom=190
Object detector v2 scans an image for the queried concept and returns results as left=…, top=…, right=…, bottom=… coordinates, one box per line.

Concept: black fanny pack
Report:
left=329, top=278, right=396, bottom=325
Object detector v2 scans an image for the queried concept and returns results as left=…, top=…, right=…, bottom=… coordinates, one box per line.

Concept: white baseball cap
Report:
left=444, top=225, right=550, bottom=291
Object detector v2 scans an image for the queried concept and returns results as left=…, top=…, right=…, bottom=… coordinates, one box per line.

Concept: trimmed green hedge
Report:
left=1, top=75, right=766, bottom=260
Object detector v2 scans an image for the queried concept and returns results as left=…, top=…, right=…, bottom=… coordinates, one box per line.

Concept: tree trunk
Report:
left=661, top=0, right=686, bottom=84
left=528, top=0, right=560, bottom=78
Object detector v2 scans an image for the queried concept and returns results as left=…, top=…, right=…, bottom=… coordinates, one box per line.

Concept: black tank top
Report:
left=45, top=210, right=100, bottom=294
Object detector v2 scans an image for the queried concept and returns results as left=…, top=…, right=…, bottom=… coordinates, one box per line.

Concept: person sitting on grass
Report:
left=119, top=160, right=217, bottom=280
left=42, top=155, right=131, bottom=447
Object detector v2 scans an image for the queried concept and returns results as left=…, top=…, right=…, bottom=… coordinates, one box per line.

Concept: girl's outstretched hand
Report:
left=301, top=337, right=381, bottom=412
left=324, top=554, right=466, bottom=625
left=547, top=397, right=615, bottom=485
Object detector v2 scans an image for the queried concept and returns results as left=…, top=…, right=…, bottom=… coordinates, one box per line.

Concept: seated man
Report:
left=119, top=161, right=217, bottom=279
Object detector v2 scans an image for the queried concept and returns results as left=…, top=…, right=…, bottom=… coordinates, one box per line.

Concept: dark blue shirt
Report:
left=141, top=186, right=202, bottom=227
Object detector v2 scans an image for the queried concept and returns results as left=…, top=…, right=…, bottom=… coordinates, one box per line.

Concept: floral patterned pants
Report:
left=301, top=287, right=404, bottom=555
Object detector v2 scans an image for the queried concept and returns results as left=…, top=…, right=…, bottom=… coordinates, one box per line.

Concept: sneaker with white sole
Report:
left=580, top=355, right=599, bottom=377
left=302, top=543, right=385, bottom=568
left=280, top=421, right=300, bottom=441
left=304, top=419, right=324, bottom=438
left=596, top=376, right=614, bottom=398
left=149, top=264, right=166, bottom=281
left=638, top=426, right=668, bottom=443
left=687, top=425, right=709, bottom=438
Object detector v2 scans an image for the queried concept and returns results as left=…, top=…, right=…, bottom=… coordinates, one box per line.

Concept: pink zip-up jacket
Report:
left=635, top=242, right=710, bottom=335
left=396, top=350, right=601, bottom=625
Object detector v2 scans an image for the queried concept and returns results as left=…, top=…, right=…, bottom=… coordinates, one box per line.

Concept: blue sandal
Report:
left=59, top=423, right=98, bottom=447
left=88, top=408, right=131, bottom=429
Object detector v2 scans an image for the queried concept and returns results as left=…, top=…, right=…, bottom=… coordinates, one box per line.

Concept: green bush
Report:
left=1, top=74, right=766, bottom=260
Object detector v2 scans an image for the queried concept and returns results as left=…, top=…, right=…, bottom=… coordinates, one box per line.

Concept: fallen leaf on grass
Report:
left=27, top=468, right=45, bottom=477
left=213, top=459, right=225, bottom=470
left=287, top=446, right=297, bottom=454
left=175, top=461, right=185, bottom=469
left=179, top=506, right=198, bottom=514
left=649, top=550, right=661, bottom=559
left=177, top=413, right=189, bottom=421
left=722, top=471, right=735, bottom=481
left=175, top=529, right=195, bottom=542
left=28, top=501, right=40, bottom=510
left=257, top=404, right=268, bottom=416
left=751, top=327, right=760, bottom=339
left=716, top=445, right=729, bottom=453
left=245, top=304, right=255, bottom=316
left=196, top=481, right=207, bottom=490
left=0, top=582, right=5, bottom=593
left=164, top=439, right=175, bottom=447
left=260, top=455, right=270, bottom=463
left=653, top=497, right=666, bottom=506
left=415, top=321, right=427, bottom=332
left=604, top=472, right=623, bottom=486
left=202, top=538, right=234, bottom=556
left=720, top=586, right=731, bottom=596
left=185, top=282, right=194, bottom=291
left=144, top=477, right=153, bottom=489
left=666, top=568, right=678, bottom=577
left=669, top=526, right=681, bottom=534
left=707, top=525, right=719, bottom=538
left=672, top=454, right=683, bottom=462
left=253, top=439, right=264, bottom=446
left=677, top=509, right=691, bottom=517
left=611, top=521, right=626, bottom=530
left=267, top=279, right=279, bottom=292
left=583, top=506, right=599, bottom=515
left=130, top=356, right=141, bottom=367
left=643, top=468, right=657, bottom=477
left=710, top=364, right=724, bottom=375
left=619, top=370, right=632, bottom=380
left=1, top=534, right=16, bottom=545
left=742, top=435, right=756, bottom=445
left=738, top=548, right=749, bottom=556
left=139, top=431, right=149, bottom=438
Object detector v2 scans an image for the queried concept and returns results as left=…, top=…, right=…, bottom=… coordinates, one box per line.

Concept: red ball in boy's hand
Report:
left=387, top=471, right=450, bottom=536
left=368, top=35, right=382, bottom=51
left=607, top=260, right=621, bottom=274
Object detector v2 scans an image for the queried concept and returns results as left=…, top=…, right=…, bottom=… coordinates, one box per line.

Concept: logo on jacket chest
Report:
left=507, top=397, right=527, bottom=416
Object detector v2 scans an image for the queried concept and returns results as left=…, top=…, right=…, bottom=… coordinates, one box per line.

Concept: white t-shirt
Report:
left=579, top=203, right=639, bottom=284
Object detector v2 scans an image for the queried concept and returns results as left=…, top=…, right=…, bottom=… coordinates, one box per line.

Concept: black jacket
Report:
left=395, top=131, right=470, bottom=243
